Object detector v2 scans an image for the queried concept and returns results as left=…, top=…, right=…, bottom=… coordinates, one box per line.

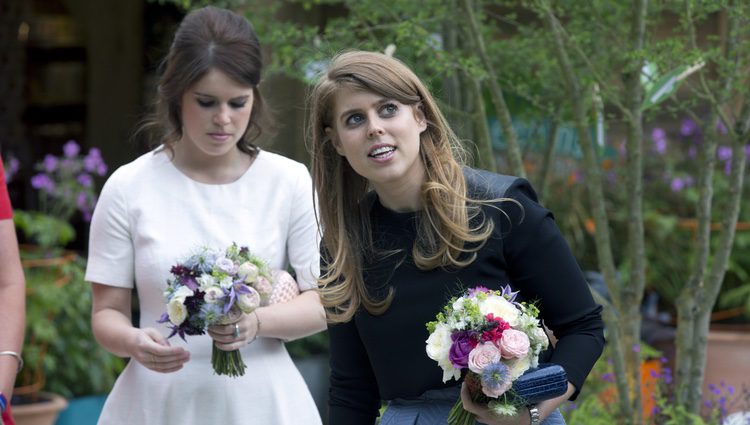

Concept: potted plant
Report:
left=5, top=142, right=124, bottom=425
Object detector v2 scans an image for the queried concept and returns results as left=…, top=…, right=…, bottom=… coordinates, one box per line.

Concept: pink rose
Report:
left=498, top=329, right=530, bottom=359
left=468, top=342, right=502, bottom=374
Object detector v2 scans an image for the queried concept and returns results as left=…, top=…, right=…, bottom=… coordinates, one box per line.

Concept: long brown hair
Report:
left=308, top=51, right=495, bottom=323
left=138, top=6, right=270, bottom=155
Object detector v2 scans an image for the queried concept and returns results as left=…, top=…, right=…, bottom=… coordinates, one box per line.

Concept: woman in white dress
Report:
left=85, top=6, right=326, bottom=424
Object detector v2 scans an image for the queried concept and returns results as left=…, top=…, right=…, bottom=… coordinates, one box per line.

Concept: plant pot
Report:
left=703, top=324, right=750, bottom=416
left=11, top=392, right=68, bottom=425
left=53, top=394, right=107, bottom=425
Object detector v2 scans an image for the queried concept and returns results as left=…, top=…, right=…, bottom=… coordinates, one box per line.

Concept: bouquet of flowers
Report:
left=159, top=242, right=275, bottom=377
left=425, top=285, right=550, bottom=425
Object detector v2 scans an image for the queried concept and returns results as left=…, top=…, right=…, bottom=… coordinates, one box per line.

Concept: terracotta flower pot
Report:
left=703, top=324, right=750, bottom=416
left=11, top=392, right=68, bottom=425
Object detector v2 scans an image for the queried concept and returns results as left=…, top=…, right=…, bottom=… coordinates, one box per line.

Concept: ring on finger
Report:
left=233, top=323, right=240, bottom=338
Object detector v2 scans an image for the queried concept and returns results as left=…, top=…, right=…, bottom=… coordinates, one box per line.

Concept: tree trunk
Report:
left=540, top=2, right=640, bottom=423
left=462, top=0, right=525, bottom=178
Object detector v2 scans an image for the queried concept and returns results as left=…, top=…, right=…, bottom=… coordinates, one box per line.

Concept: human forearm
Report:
left=255, top=290, right=326, bottom=341
left=535, top=382, right=575, bottom=422
left=91, top=308, right=141, bottom=358
left=0, top=286, right=24, bottom=397
left=0, top=220, right=26, bottom=398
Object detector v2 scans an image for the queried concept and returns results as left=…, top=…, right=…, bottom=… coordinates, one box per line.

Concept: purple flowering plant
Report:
left=30, top=140, right=107, bottom=222
left=13, top=140, right=108, bottom=248
left=563, top=343, right=750, bottom=424
left=543, top=117, right=750, bottom=318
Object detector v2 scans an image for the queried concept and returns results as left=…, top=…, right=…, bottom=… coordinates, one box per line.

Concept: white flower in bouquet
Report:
left=197, top=274, right=217, bottom=290
left=215, top=257, right=236, bottom=274
left=203, top=286, right=224, bottom=304
left=167, top=298, right=188, bottom=325
left=478, top=295, right=520, bottom=327
left=426, top=323, right=460, bottom=382
left=237, top=286, right=261, bottom=314
left=238, top=261, right=259, bottom=283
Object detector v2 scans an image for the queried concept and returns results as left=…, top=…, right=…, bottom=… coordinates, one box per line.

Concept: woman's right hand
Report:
left=130, top=327, right=190, bottom=373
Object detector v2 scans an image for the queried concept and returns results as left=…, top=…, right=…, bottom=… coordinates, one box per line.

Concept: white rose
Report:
left=507, top=355, right=532, bottom=380
left=215, top=257, right=236, bottom=274
left=197, top=274, right=217, bottom=291
left=172, top=285, right=194, bottom=301
left=167, top=297, right=188, bottom=325
left=426, top=323, right=461, bottom=382
left=479, top=296, right=520, bottom=327
left=203, top=286, right=224, bottom=304
left=238, top=262, right=259, bottom=283
left=237, top=286, right=261, bottom=313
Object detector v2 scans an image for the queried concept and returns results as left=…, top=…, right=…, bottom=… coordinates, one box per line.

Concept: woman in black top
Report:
left=308, top=50, right=604, bottom=425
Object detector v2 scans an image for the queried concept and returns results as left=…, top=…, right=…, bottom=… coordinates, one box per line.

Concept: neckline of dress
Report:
left=161, top=148, right=262, bottom=187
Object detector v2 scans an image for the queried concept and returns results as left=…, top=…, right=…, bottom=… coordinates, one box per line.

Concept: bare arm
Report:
left=461, top=380, right=576, bottom=425
left=210, top=290, right=326, bottom=351
left=91, top=283, right=190, bottom=373
left=0, top=219, right=25, bottom=398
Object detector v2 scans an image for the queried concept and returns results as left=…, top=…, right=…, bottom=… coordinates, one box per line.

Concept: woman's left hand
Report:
left=460, top=382, right=531, bottom=425
left=207, top=311, right=260, bottom=351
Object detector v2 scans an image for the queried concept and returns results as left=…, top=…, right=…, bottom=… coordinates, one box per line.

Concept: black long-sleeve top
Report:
left=327, top=169, right=605, bottom=424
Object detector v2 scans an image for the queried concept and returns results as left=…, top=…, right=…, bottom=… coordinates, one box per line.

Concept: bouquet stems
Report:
left=211, top=344, right=246, bottom=377
left=448, top=373, right=487, bottom=425
left=448, top=397, right=476, bottom=425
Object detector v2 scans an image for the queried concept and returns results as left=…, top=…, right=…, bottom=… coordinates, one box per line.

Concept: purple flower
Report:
left=724, top=160, right=732, bottom=176
left=480, top=362, right=512, bottom=396
left=601, top=372, right=615, bottom=383
left=43, top=154, right=58, bottom=173
left=84, top=148, right=108, bottom=176
left=651, top=127, right=666, bottom=142
left=468, top=286, right=490, bottom=297
left=499, top=284, right=519, bottom=303
left=680, top=118, right=698, bottom=136
left=77, top=173, right=93, bottom=187
left=653, top=138, right=667, bottom=155
left=449, top=330, right=477, bottom=368
left=76, top=192, right=89, bottom=210
left=671, top=177, right=686, bottom=192
left=31, top=173, right=55, bottom=193
left=688, top=146, right=698, bottom=159
left=63, top=140, right=80, bottom=158
left=745, top=144, right=750, bottom=159
left=717, top=146, right=732, bottom=161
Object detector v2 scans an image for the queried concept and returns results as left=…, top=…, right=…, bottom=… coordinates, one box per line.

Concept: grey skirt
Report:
left=379, top=386, right=566, bottom=425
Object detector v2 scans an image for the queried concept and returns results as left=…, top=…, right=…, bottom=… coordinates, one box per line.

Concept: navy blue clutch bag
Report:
left=510, top=363, right=568, bottom=404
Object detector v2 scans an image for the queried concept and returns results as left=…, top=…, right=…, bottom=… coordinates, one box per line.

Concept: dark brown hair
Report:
left=140, top=6, right=270, bottom=155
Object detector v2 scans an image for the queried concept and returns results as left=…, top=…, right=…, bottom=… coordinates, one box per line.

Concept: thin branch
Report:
left=463, top=0, right=525, bottom=177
